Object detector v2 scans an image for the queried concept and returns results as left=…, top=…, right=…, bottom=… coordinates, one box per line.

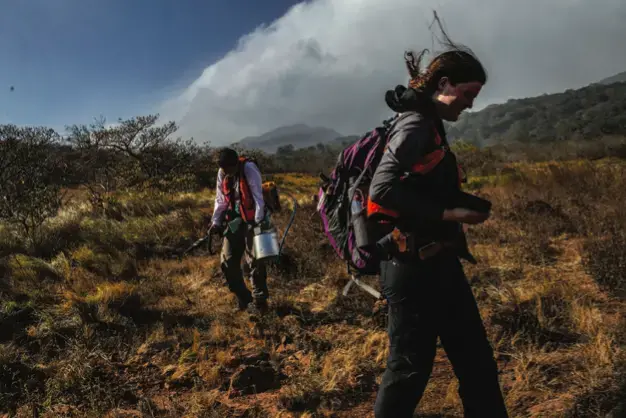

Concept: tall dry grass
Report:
left=0, top=159, right=624, bottom=417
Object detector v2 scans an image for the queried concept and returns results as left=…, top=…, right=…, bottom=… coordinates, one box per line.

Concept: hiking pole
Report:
left=277, top=192, right=298, bottom=264
left=179, top=229, right=221, bottom=260
left=342, top=274, right=382, bottom=300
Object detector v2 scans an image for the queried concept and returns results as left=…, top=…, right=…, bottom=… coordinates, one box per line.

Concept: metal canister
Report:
left=252, top=226, right=281, bottom=261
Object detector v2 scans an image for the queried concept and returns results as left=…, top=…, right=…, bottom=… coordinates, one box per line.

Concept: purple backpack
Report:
left=317, top=117, right=395, bottom=276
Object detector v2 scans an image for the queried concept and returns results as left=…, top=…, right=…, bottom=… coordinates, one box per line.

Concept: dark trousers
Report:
left=374, top=252, right=508, bottom=418
left=220, top=224, right=268, bottom=308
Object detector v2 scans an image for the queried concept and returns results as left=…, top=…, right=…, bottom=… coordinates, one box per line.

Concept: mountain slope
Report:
left=234, top=124, right=342, bottom=153
left=234, top=71, right=626, bottom=151
left=598, top=71, right=626, bottom=85
left=446, top=78, right=626, bottom=145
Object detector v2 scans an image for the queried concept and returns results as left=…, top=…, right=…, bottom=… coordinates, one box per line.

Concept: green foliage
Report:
left=446, top=81, right=626, bottom=145
left=450, top=139, right=478, bottom=153
left=271, top=141, right=345, bottom=174
left=6, top=254, right=63, bottom=283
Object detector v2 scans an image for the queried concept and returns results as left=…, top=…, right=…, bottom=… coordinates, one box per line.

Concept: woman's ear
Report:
left=437, top=76, right=450, bottom=92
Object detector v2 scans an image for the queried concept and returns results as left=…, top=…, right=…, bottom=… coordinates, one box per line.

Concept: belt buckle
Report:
left=391, top=228, right=408, bottom=253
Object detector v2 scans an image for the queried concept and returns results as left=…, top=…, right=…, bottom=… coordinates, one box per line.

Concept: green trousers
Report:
left=219, top=223, right=268, bottom=308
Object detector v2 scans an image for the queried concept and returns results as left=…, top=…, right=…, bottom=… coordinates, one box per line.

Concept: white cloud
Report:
left=160, top=0, right=626, bottom=145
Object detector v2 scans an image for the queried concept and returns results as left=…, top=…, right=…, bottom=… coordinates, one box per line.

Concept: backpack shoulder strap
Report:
left=348, top=122, right=392, bottom=202
left=238, top=156, right=261, bottom=178
left=237, top=157, right=247, bottom=180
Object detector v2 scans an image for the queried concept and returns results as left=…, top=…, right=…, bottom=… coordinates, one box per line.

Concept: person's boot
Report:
left=235, top=294, right=253, bottom=313
left=253, top=298, right=269, bottom=314
left=247, top=298, right=269, bottom=318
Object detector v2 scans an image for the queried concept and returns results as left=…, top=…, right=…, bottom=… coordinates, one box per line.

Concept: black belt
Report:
left=376, top=229, right=476, bottom=263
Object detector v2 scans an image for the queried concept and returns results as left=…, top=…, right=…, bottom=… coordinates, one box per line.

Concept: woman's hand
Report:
left=442, top=208, right=490, bottom=224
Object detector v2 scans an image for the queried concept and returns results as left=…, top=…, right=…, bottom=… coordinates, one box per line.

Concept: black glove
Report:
left=448, top=191, right=492, bottom=214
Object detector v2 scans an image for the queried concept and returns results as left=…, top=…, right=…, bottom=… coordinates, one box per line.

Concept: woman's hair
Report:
left=405, top=49, right=486, bottom=94
left=386, top=11, right=487, bottom=113
left=405, top=11, right=487, bottom=94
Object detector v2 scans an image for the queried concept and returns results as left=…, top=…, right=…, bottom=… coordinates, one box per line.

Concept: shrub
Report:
left=0, top=125, right=65, bottom=246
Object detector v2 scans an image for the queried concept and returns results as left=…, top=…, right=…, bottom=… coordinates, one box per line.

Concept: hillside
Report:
left=446, top=78, right=626, bottom=145
left=234, top=77, right=626, bottom=174
left=234, top=124, right=342, bottom=154
left=598, top=71, right=626, bottom=85
left=237, top=73, right=626, bottom=152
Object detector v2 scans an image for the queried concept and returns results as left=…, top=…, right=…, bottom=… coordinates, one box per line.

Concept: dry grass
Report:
left=0, top=160, right=624, bottom=417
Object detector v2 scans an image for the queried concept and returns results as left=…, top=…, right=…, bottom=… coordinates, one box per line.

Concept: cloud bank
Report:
left=160, top=0, right=626, bottom=145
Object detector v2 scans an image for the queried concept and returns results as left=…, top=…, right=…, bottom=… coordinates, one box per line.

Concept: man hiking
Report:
left=209, top=147, right=269, bottom=313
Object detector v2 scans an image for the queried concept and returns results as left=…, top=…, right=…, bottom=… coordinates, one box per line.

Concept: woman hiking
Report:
left=368, top=16, right=509, bottom=418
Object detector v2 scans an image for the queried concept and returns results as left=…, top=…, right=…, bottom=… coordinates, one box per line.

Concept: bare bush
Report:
left=65, top=115, right=203, bottom=204
left=0, top=125, right=65, bottom=246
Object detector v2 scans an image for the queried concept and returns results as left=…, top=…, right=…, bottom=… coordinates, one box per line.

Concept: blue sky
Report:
left=0, top=0, right=302, bottom=130
left=1, top=0, right=624, bottom=143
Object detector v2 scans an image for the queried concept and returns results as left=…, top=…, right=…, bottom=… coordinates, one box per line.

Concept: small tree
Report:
left=66, top=114, right=201, bottom=201
left=65, top=117, right=122, bottom=208
left=189, top=143, right=219, bottom=189
left=0, top=125, right=65, bottom=244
